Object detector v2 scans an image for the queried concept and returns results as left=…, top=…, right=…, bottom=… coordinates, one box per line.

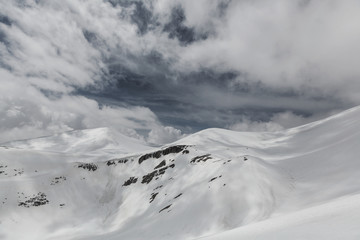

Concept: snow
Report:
left=1, top=106, right=360, bottom=240
left=199, top=193, right=360, bottom=240
left=3, top=127, right=153, bottom=161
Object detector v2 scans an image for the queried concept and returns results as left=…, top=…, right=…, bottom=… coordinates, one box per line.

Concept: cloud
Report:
left=4, top=0, right=360, bottom=105
left=0, top=92, right=158, bottom=143
left=228, top=113, right=301, bottom=132
left=228, top=110, right=340, bottom=132
left=173, top=0, right=360, bottom=103
left=105, top=0, right=360, bottom=123
left=229, top=120, right=283, bottom=133
left=0, top=0, right=186, bottom=144
left=0, top=0, right=359, bottom=144
left=147, top=126, right=185, bottom=145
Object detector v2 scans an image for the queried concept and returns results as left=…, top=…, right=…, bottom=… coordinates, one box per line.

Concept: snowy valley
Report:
left=1, top=106, right=360, bottom=240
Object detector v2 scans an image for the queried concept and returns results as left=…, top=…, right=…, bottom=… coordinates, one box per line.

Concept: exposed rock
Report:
left=209, top=177, right=217, bottom=182
left=141, top=163, right=175, bottom=184
left=13, top=168, right=24, bottom=176
left=154, top=185, right=163, bottom=191
left=149, top=192, right=158, bottom=203
left=190, top=154, right=212, bottom=163
left=51, top=176, right=66, bottom=185
left=18, top=192, right=49, bottom=208
left=174, top=193, right=182, bottom=199
left=78, top=163, right=98, bottom=171
left=106, top=160, right=116, bottom=166
left=182, top=150, right=189, bottom=154
left=154, top=160, right=166, bottom=170
left=141, top=171, right=158, bottom=184
left=138, top=145, right=188, bottom=164
left=118, top=159, right=129, bottom=164
left=209, top=175, right=222, bottom=182
left=159, top=204, right=172, bottom=213
left=106, top=158, right=129, bottom=166
left=123, top=177, right=138, bottom=186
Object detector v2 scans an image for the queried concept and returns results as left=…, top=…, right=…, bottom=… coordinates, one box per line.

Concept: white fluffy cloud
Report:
left=166, top=0, right=360, bottom=104
left=1, top=0, right=359, bottom=144
left=0, top=93, right=151, bottom=143
left=0, top=0, right=186, bottom=144
left=229, top=119, right=284, bottom=133
left=147, top=126, right=185, bottom=145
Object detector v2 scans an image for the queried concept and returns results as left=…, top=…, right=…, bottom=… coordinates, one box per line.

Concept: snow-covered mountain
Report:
left=3, top=127, right=152, bottom=158
left=1, top=106, right=360, bottom=240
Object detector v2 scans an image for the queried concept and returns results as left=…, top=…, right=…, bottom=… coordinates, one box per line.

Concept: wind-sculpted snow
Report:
left=0, top=144, right=291, bottom=240
left=1, top=106, right=360, bottom=239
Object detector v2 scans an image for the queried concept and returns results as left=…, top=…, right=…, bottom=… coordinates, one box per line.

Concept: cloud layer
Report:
left=1, top=0, right=359, bottom=143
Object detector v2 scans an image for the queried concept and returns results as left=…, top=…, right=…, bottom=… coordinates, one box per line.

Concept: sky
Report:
left=1, top=0, right=360, bottom=145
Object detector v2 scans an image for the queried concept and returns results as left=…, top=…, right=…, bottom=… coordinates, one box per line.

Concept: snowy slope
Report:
left=4, top=127, right=152, bottom=158
left=199, top=193, right=360, bottom=240
left=194, top=106, right=360, bottom=240
left=1, top=106, right=360, bottom=240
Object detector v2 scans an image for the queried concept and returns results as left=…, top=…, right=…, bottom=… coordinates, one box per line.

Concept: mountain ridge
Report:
left=1, top=106, right=360, bottom=239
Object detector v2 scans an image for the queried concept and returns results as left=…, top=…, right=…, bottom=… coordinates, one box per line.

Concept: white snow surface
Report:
left=1, top=106, right=360, bottom=239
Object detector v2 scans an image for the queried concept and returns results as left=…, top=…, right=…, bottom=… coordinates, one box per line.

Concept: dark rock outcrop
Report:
left=159, top=204, right=172, bottom=213
left=78, top=163, right=98, bottom=171
left=149, top=192, right=158, bottom=203
left=18, top=192, right=49, bottom=208
left=154, top=160, right=166, bottom=170
left=123, top=177, right=138, bottom=186
left=51, top=176, right=66, bottom=185
left=190, top=154, right=212, bottom=163
left=106, top=158, right=128, bottom=166
left=138, top=145, right=188, bottom=164
left=141, top=164, right=175, bottom=184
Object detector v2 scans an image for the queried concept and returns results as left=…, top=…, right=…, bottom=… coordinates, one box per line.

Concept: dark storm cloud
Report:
left=130, top=2, right=153, bottom=35
left=82, top=30, right=99, bottom=46
left=107, top=0, right=154, bottom=35
left=83, top=56, right=342, bottom=134
left=163, top=6, right=197, bottom=45
left=0, top=14, right=12, bottom=26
